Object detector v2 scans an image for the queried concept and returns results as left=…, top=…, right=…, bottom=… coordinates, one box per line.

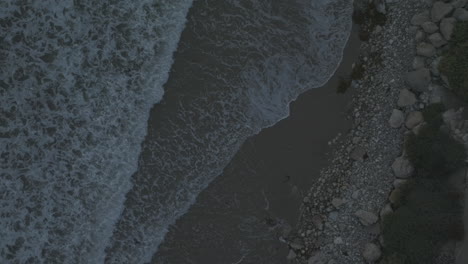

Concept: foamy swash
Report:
left=0, top=0, right=352, bottom=263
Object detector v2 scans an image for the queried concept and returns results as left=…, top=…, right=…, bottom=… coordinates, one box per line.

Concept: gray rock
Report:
left=312, top=215, right=324, bottom=230
left=454, top=8, right=468, bottom=21
left=415, top=30, right=426, bottom=43
left=389, top=188, right=403, bottom=205
left=421, top=21, right=439, bottom=33
left=406, top=68, right=431, bottom=92
left=431, top=56, right=442, bottom=76
left=334, top=237, right=344, bottom=245
left=287, top=250, right=297, bottom=260
left=431, top=1, right=454, bottom=22
left=308, top=252, right=325, bottom=264
left=362, top=243, right=382, bottom=262
left=452, top=0, right=468, bottom=9
left=290, top=238, right=304, bottom=250
left=430, top=83, right=444, bottom=103
left=374, top=0, right=386, bottom=14
left=411, top=10, right=430, bottom=25
left=412, top=56, right=425, bottom=69
left=416, top=42, right=436, bottom=57
left=389, top=109, right=405, bottom=128
left=440, top=17, right=456, bottom=40
left=380, top=204, right=393, bottom=219
left=392, top=156, right=414, bottom=178
left=405, top=111, right=424, bottom=129
left=398, top=89, right=417, bottom=107
left=393, top=179, right=408, bottom=188
left=351, top=146, right=367, bottom=161
left=331, top=198, right=345, bottom=209
left=355, top=210, right=379, bottom=226
left=428, top=32, right=448, bottom=47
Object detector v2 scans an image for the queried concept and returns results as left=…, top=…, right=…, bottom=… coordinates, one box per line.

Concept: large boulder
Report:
left=362, top=243, right=382, bottom=263
left=416, top=42, right=436, bottom=57
left=411, top=10, right=430, bottom=25
left=421, top=21, right=439, bottom=34
left=428, top=33, right=448, bottom=48
left=431, top=1, right=454, bottom=22
left=454, top=8, right=468, bottom=21
left=406, top=68, right=431, bottom=92
left=397, top=89, right=417, bottom=107
left=389, top=109, right=405, bottom=128
left=355, top=210, right=379, bottom=226
left=392, top=156, right=414, bottom=178
left=405, top=111, right=424, bottom=129
left=440, top=17, right=456, bottom=40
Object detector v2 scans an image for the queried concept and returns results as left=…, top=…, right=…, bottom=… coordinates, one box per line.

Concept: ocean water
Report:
left=0, top=0, right=352, bottom=263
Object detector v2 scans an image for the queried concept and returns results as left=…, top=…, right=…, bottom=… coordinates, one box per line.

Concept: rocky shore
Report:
left=287, top=0, right=468, bottom=263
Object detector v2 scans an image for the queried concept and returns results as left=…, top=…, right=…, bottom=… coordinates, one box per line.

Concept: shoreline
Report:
left=151, top=23, right=361, bottom=264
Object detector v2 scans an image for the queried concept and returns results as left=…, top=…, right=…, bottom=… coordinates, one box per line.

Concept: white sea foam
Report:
left=0, top=0, right=192, bottom=263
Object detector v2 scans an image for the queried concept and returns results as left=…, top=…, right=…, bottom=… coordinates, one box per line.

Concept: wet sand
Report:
left=152, top=26, right=361, bottom=264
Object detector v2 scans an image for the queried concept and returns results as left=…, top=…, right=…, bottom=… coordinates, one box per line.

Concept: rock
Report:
left=412, top=56, right=425, bottom=69
left=416, top=42, right=436, bottom=57
left=290, top=238, right=304, bottom=250
left=389, top=109, right=405, bottom=128
left=374, top=0, right=386, bottom=14
left=415, top=30, right=426, bottom=43
left=428, top=32, right=448, bottom=47
left=331, top=198, right=345, bottom=209
left=334, top=237, right=344, bottom=245
left=412, top=122, right=425, bottom=135
left=308, top=252, right=325, bottom=264
left=440, top=17, right=456, bottom=40
left=406, top=68, right=431, bottom=92
left=431, top=1, right=454, bottom=22
left=392, top=156, right=414, bottom=178
left=351, top=146, right=367, bottom=161
left=380, top=204, right=393, bottom=219
left=443, top=109, right=463, bottom=129
left=311, top=215, right=324, bottom=230
left=411, top=10, right=430, bottom=25
left=421, top=21, right=439, bottom=33
left=454, top=8, right=468, bottom=21
left=452, top=0, right=468, bottom=9
left=393, top=179, right=407, bottom=188
left=431, top=57, right=442, bottom=76
left=287, top=250, right=297, bottom=260
left=389, top=188, right=403, bottom=204
left=405, top=111, right=424, bottom=129
left=362, top=243, right=382, bottom=262
left=397, top=89, right=417, bottom=107
left=328, top=211, right=338, bottom=222
left=355, top=210, right=379, bottom=226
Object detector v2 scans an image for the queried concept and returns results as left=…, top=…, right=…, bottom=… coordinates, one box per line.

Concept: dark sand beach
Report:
left=152, top=26, right=360, bottom=264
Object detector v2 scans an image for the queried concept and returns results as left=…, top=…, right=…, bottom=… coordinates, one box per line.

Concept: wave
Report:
left=0, top=0, right=192, bottom=263
left=104, top=0, right=354, bottom=263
